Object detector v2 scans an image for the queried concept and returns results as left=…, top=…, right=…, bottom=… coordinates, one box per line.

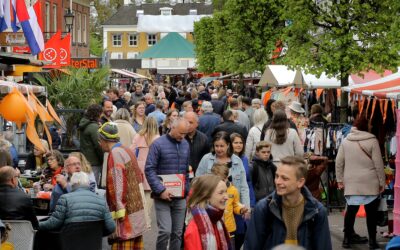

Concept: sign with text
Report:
left=70, top=58, right=100, bottom=69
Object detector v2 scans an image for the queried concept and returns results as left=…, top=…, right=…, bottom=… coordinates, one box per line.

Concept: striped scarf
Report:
left=191, top=205, right=231, bottom=250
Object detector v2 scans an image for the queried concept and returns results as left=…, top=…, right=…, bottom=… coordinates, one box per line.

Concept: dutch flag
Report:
left=15, top=0, right=44, bottom=55
left=1, top=0, right=19, bottom=32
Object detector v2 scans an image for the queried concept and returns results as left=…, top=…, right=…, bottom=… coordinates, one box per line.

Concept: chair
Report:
left=36, top=220, right=104, bottom=250
left=2, top=220, right=35, bottom=250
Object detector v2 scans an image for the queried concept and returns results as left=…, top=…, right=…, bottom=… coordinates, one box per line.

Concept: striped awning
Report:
left=111, top=69, right=149, bottom=79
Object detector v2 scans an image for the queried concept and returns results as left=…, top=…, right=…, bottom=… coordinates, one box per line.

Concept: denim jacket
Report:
left=195, top=153, right=250, bottom=206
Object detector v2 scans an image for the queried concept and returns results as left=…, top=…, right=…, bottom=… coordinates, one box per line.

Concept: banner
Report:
left=40, top=31, right=61, bottom=68
left=59, top=33, right=70, bottom=66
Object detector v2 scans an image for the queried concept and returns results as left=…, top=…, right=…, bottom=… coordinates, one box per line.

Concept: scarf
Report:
left=191, top=205, right=231, bottom=250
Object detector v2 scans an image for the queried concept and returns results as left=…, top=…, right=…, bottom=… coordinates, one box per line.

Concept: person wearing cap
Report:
left=288, top=101, right=309, bottom=144
left=198, top=101, right=221, bottom=142
left=210, top=93, right=224, bottom=116
left=98, top=122, right=147, bottom=249
left=145, top=118, right=190, bottom=250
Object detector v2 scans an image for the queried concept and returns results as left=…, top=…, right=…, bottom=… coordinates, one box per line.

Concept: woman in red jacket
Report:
left=184, top=174, right=231, bottom=250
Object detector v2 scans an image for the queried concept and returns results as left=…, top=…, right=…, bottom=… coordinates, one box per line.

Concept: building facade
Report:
left=102, top=2, right=213, bottom=63
left=0, top=0, right=90, bottom=58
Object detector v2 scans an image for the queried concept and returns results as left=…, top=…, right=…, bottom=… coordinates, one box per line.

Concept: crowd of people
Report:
left=0, top=80, right=387, bottom=250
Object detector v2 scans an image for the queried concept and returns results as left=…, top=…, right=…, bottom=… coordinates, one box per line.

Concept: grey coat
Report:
left=39, top=188, right=115, bottom=236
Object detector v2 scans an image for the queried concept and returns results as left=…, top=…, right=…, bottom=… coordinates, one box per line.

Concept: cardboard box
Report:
left=158, top=174, right=185, bottom=198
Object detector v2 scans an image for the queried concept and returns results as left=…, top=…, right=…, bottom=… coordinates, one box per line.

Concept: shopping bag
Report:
left=377, top=197, right=388, bottom=227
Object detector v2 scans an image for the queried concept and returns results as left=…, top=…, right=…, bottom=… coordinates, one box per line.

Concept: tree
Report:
left=194, top=0, right=283, bottom=74
left=280, top=0, right=400, bottom=121
left=90, top=32, right=103, bottom=57
left=194, top=16, right=216, bottom=73
left=34, top=67, right=109, bottom=148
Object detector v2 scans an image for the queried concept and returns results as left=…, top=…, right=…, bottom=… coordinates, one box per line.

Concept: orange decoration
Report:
left=357, top=205, right=366, bottom=218
left=262, top=90, right=272, bottom=106
left=370, top=99, right=377, bottom=120
left=365, top=98, right=371, bottom=118
left=46, top=99, right=63, bottom=126
left=0, top=87, right=29, bottom=123
left=383, top=99, right=389, bottom=123
left=316, top=89, right=323, bottom=100
left=337, top=89, right=341, bottom=98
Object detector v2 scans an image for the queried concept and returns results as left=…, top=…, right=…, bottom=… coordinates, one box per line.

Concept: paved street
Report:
left=142, top=208, right=391, bottom=250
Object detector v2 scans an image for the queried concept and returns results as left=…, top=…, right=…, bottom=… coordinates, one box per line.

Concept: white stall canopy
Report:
left=138, top=15, right=210, bottom=33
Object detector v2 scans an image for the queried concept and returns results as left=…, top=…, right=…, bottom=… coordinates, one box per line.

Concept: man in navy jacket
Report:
left=245, top=156, right=332, bottom=250
left=145, top=118, right=190, bottom=250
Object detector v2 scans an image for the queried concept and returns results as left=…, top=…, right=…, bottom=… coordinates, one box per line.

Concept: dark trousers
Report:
left=344, top=198, right=380, bottom=240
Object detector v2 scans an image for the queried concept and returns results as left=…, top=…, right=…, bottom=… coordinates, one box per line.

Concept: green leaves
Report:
left=194, top=0, right=283, bottom=74
left=34, top=67, right=110, bottom=109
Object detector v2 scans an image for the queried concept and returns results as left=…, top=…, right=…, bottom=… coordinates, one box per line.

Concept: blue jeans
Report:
left=154, top=198, right=186, bottom=250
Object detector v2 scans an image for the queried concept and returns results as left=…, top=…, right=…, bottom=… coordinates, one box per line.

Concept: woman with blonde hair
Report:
left=184, top=174, right=231, bottom=250
left=114, top=108, right=136, bottom=147
left=131, top=101, right=147, bottom=132
left=131, top=117, right=160, bottom=229
left=69, top=152, right=97, bottom=191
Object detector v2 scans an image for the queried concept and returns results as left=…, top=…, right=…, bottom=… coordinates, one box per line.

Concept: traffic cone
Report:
left=356, top=205, right=366, bottom=218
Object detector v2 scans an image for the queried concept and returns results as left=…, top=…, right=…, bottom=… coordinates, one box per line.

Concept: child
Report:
left=211, top=163, right=248, bottom=249
left=251, top=141, right=277, bottom=202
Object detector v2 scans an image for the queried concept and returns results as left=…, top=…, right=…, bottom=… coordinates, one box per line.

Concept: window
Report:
left=110, top=52, right=123, bottom=59
left=52, top=4, right=57, bottom=32
left=83, top=15, right=87, bottom=44
left=127, top=52, right=138, bottom=59
left=45, top=3, right=50, bottom=37
left=112, top=34, right=122, bottom=47
left=160, top=7, right=172, bottom=15
left=136, top=10, right=144, bottom=17
left=77, top=12, right=81, bottom=43
left=189, top=9, right=197, bottom=15
left=147, top=34, right=156, bottom=46
left=128, top=33, right=138, bottom=47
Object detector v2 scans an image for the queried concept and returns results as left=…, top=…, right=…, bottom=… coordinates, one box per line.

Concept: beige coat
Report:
left=335, top=128, right=385, bottom=196
left=114, top=119, right=136, bottom=147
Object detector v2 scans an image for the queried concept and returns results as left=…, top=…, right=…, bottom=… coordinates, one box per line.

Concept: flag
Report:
left=60, top=33, right=71, bottom=66
left=0, top=0, right=8, bottom=32
left=15, top=0, right=44, bottom=55
left=7, top=0, right=19, bottom=31
left=41, top=30, right=61, bottom=67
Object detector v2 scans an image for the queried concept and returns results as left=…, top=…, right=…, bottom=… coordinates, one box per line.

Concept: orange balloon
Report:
left=0, top=87, right=28, bottom=122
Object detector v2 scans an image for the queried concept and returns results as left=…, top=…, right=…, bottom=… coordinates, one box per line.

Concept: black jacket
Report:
left=186, top=130, right=210, bottom=173
left=213, top=121, right=248, bottom=141
left=0, top=184, right=38, bottom=229
left=210, top=100, right=225, bottom=116
left=251, top=157, right=276, bottom=201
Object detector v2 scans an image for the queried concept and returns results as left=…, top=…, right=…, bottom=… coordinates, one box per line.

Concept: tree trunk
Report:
left=340, top=73, right=349, bottom=123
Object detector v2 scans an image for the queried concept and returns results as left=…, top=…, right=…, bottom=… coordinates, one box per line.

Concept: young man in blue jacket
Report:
left=245, top=156, right=332, bottom=250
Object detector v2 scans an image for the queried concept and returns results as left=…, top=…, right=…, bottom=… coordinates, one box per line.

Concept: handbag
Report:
left=377, top=197, right=388, bottom=227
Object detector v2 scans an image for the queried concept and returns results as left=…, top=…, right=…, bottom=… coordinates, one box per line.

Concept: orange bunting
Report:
left=46, top=99, right=63, bottom=127
left=337, top=89, right=341, bottom=98
left=370, top=99, right=377, bottom=120
left=294, top=88, right=300, bottom=97
left=379, top=100, right=384, bottom=118
left=365, top=98, right=371, bottom=118
left=316, top=89, right=323, bottom=100
left=283, top=87, right=292, bottom=96
left=262, top=90, right=272, bottom=106
left=383, top=99, right=389, bottom=123
left=359, top=98, right=365, bottom=115
left=392, top=100, right=396, bottom=121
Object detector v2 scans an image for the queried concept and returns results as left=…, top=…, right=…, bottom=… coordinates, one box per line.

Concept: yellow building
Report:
left=102, top=2, right=213, bottom=64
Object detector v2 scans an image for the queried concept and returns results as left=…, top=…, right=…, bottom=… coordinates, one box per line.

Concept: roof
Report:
left=138, top=32, right=194, bottom=59
left=103, top=3, right=213, bottom=26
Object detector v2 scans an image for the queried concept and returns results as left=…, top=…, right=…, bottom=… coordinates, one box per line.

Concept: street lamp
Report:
left=64, top=9, right=74, bottom=33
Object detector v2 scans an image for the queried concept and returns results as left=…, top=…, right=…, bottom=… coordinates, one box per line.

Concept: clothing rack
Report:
left=307, top=121, right=347, bottom=212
